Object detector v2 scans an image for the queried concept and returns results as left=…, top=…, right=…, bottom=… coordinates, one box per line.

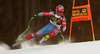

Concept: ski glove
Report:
left=62, top=27, right=66, bottom=32
left=38, top=12, right=43, bottom=16
left=60, top=27, right=66, bottom=34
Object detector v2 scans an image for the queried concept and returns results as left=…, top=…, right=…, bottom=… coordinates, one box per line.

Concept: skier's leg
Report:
left=26, top=32, right=39, bottom=40
left=26, top=23, right=53, bottom=40
left=48, top=27, right=60, bottom=37
left=39, top=27, right=60, bottom=43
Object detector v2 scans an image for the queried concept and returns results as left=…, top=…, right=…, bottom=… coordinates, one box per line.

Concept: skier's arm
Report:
left=38, top=11, right=54, bottom=16
left=62, top=16, right=67, bottom=32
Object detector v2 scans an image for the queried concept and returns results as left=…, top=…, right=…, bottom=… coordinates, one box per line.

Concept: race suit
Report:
left=26, top=11, right=66, bottom=40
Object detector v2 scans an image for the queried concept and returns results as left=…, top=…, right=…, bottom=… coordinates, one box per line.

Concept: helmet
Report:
left=56, top=5, right=64, bottom=13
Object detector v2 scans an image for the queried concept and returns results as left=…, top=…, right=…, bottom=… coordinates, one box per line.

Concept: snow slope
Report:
left=0, top=41, right=100, bottom=54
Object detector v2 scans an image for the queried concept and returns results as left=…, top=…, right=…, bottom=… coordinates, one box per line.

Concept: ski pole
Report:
left=19, top=14, right=37, bottom=37
left=59, top=31, right=64, bottom=44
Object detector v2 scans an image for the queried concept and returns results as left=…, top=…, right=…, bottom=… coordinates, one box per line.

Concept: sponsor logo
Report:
left=72, top=8, right=88, bottom=17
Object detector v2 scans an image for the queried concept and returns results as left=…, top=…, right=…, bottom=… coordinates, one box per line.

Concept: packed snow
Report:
left=0, top=40, right=100, bottom=54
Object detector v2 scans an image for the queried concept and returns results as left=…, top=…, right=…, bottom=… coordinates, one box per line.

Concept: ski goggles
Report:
left=57, top=10, right=63, bottom=13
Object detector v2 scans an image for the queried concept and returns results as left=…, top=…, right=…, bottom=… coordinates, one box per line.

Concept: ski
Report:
left=39, top=37, right=45, bottom=44
left=12, top=38, right=27, bottom=47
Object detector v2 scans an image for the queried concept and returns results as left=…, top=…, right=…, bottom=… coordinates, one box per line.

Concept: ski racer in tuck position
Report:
left=25, top=5, right=66, bottom=44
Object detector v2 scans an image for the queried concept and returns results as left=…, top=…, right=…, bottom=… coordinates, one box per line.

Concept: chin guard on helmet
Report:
left=56, top=5, right=64, bottom=14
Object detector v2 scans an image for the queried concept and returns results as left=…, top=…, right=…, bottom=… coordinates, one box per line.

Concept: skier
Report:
left=25, top=5, right=66, bottom=44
